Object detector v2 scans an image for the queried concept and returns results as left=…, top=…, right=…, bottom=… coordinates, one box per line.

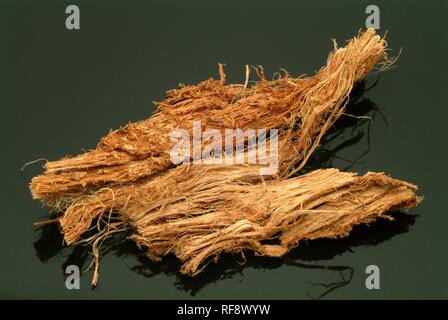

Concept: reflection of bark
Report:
left=303, top=78, right=384, bottom=173
left=293, top=264, right=354, bottom=300
left=33, top=79, right=415, bottom=298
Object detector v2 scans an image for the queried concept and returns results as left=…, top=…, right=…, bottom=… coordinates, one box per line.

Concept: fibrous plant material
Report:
left=30, top=28, right=392, bottom=205
left=64, top=166, right=420, bottom=279
left=129, top=168, right=420, bottom=276
left=28, top=29, right=421, bottom=286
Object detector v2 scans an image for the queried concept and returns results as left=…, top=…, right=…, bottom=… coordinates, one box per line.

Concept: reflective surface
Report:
left=1, top=0, right=446, bottom=299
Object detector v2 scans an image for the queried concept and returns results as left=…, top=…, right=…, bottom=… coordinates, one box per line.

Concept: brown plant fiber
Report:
left=129, top=167, right=420, bottom=276
left=30, top=28, right=392, bottom=205
left=64, top=166, right=420, bottom=279
left=28, top=29, right=421, bottom=285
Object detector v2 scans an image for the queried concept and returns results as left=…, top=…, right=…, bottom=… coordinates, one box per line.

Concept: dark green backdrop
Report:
left=1, top=0, right=447, bottom=299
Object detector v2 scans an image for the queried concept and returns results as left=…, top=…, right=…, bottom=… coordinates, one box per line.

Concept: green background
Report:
left=1, top=0, right=447, bottom=299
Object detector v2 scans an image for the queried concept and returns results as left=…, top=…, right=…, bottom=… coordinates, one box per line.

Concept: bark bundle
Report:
left=29, top=29, right=421, bottom=285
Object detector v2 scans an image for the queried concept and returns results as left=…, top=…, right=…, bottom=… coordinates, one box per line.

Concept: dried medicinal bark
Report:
left=30, top=28, right=392, bottom=205
left=127, top=168, right=420, bottom=276
left=60, top=165, right=420, bottom=283
left=28, top=29, right=421, bottom=286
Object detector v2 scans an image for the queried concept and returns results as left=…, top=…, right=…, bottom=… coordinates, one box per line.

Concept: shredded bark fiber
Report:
left=28, top=29, right=421, bottom=286
left=65, top=166, right=420, bottom=278
left=30, top=28, right=393, bottom=205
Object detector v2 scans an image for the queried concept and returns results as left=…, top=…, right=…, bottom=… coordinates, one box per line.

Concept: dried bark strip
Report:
left=63, top=166, right=420, bottom=280
left=30, top=28, right=392, bottom=205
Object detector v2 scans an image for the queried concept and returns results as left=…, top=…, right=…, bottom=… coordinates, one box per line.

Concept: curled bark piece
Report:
left=30, top=28, right=392, bottom=203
